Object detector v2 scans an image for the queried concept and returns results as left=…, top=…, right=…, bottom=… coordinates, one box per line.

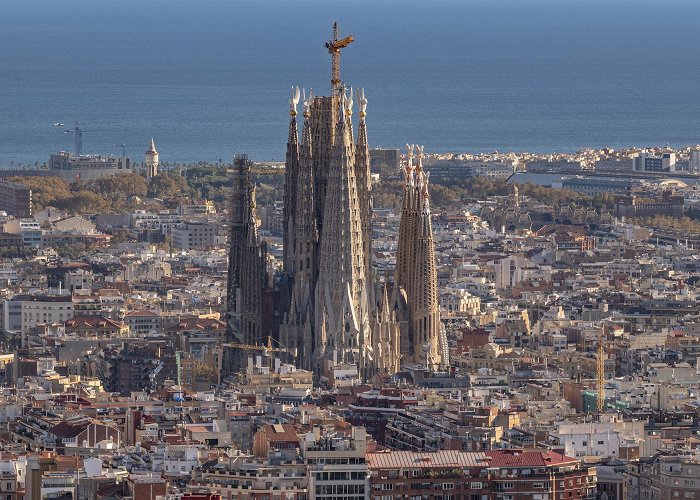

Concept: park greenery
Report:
left=628, top=215, right=700, bottom=235
left=8, top=172, right=193, bottom=215
left=9, top=162, right=284, bottom=215
left=6, top=163, right=688, bottom=240
left=372, top=175, right=617, bottom=212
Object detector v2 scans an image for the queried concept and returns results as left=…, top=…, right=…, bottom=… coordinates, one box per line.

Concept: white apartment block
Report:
left=171, top=222, right=219, bottom=250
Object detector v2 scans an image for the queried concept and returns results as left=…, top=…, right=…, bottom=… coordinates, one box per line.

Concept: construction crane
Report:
left=325, top=22, right=354, bottom=95
left=112, top=144, right=126, bottom=157
left=597, top=329, right=605, bottom=413
left=222, top=336, right=295, bottom=372
left=74, top=123, right=83, bottom=156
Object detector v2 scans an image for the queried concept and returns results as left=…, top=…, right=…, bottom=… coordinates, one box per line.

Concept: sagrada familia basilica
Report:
left=226, top=24, right=448, bottom=384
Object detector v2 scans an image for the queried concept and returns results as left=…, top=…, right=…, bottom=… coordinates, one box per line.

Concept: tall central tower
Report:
left=280, top=24, right=398, bottom=382
left=314, top=92, right=372, bottom=374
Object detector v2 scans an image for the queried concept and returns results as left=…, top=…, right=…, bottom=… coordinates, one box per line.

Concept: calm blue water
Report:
left=2, top=0, right=700, bottom=166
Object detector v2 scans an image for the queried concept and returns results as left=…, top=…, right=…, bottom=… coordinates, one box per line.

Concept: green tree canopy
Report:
left=7, top=176, right=71, bottom=210
left=52, top=190, right=111, bottom=214
left=83, top=173, right=149, bottom=201
left=148, top=173, right=189, bottom=198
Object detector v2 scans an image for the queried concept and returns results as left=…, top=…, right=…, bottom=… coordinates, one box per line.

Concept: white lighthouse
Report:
left=145, top=138, right=159, bottom=178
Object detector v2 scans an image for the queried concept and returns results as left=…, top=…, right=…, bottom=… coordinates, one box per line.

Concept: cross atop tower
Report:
left=325, top=22, right=354, bottom=96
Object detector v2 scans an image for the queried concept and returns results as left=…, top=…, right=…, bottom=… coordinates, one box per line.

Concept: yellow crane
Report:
left=222, top=336, right=295, bottom=371
left=325, top=22, right=354, bottom=95
left=597, top=329, right=605, bottom=413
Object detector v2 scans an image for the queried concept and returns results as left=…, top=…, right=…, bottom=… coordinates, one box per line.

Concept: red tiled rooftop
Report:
left=164, top=317, right=226, bottom=331
left=485, top=450, right=578, bottom=467
left=64, top=316, right=125, bottom=329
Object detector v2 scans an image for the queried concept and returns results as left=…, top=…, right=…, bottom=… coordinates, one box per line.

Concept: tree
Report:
left=53, top=190, right=111, bottom=214
left=7, top=176, right=71, bottom=210
left=148, top=173, right=188, bottom=198
left=255, top=184, right=277, bottom=206
left=429, top=184, right=460, bottom=207
left=148, top=174, right=178, bottom=198
left=53, top=244, right=86, bottom=259
left=109, top=230, right=130, bottom=244
left=83, top=173, right=148, bottom=201
left=372, top=179, right=403, bottom=209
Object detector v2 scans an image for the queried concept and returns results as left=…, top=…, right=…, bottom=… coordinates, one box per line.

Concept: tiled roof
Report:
left=260, top=423, right=299, bottom=443
left=55, top=455, right=84, bottom=471
left=50, top=420, right=89, bottom=438
left=163, top=317, right=226, bottom=332
left=367, top=451, right=489, bottom=469
left=187, top=425, right=210, bottom=433
left=485, top=450, right=578, bottom=467
left=125, top=310, right=160, bottom=317
left=65, top=316, right=125, bottom=329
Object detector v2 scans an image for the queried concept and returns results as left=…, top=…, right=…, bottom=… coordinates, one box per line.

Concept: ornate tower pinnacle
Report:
left=289, top=86, right=300, bottom=116
left=283, top=86, right=301, bottom=272
left=281, top=88, right=319, bottom=370
left=396, top=144, right=416, bottom=292
left=394, top=145, right=446, bottom=370
left=354, top=88, right=373, bottom=304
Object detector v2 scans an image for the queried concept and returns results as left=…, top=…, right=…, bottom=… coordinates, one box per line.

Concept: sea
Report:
left=2, top=0, right=700, bottom=166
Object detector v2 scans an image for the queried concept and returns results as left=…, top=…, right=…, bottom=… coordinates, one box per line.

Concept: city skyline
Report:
left=2, top=4, right=700, bottom=500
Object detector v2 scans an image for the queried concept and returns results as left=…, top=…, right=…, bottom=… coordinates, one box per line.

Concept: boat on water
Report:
left=52, top=122, right=64, bottom=127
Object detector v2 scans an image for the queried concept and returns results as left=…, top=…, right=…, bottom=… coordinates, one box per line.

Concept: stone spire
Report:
left=375, top=279, right=401, bottom=375
left=315, top=91, right=373, bottom=376
left=281, top=89, right=318, bottom=370
left=225, top=155, right=267, bottom=375
left=355, top=88, right=373, bottom=298
left=411, top=148, right=442, bottom=368
left=393, top=145, right=445, bottom=369
left=395, top=144, right=416, bottom=293
left=283, top=86, right=301, bottom=273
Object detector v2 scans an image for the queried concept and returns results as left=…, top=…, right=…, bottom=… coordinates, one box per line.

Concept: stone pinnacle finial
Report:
left=289, top=86, right=301, bottom=116
left=302, top=88, right=314, bottom=117
left=356, top=88, right=367, bottom=118
left=404, top=144, right=415, bottom=186
left=344, top=87, right=353, bottom=118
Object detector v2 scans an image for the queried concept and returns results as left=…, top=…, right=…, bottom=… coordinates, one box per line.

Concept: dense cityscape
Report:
left=3, top=20, right=700, bottom=500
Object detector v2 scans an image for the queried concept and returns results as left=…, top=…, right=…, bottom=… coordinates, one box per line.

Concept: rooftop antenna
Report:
left=325, top=22, right=354, bottom=96
left=74, top=123, right=83, bottom=156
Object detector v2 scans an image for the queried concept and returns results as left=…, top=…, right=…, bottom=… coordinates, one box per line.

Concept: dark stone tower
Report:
left=224, top=155, right=267, bottom=376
